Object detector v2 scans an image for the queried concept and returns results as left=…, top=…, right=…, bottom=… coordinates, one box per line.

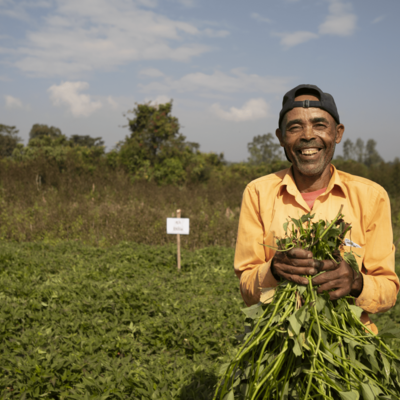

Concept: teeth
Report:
left=301, top=148, right=319, bottom=155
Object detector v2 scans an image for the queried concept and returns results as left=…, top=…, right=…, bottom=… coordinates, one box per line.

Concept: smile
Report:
left=299, top=148, right=322, bottom=156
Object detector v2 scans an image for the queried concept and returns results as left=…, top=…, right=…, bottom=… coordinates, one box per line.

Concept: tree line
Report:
left=0, top=101, right=399, bottom=196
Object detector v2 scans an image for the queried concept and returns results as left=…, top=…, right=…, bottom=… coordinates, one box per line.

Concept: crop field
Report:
left=0, top=241, right=399, bottom=399
left=0, top=242, right=245, bottom=399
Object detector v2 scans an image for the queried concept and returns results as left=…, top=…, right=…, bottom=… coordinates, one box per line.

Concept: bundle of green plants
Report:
left=214, top=207, right=400, bottom=399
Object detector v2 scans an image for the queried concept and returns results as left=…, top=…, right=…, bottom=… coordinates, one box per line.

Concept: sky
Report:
left=0, top=0, right=399, bottom=162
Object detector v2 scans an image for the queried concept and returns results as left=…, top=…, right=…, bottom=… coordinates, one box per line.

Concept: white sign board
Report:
left=167, top=218, right=190, bottom=235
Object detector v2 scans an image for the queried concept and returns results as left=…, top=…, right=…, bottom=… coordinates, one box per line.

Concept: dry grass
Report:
left=0, top=156, right=399, bottom=250
left=0, top=159, right=243, bottom=249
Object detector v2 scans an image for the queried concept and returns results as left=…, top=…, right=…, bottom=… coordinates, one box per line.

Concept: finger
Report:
left=286, top=248, right=313, bottom=259
left=327, top=287, right=351, bottom=301
left=290, top=258, right=324, bottom=269
left=315, top=279, right=342, bottom=293
left=275, top=262, right=318, bottom=276
left=312, top=271, right=340, bottom=286
left=318, top=259, right=339, bottom=272
left=279, top=272, right=309, bottom=286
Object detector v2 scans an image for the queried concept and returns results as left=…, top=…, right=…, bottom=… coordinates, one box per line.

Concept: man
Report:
left=234, top=84, right=399, bottom=334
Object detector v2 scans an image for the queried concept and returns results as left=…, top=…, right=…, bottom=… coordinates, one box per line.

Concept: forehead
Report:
left=284, top=106, right=335, bottom=125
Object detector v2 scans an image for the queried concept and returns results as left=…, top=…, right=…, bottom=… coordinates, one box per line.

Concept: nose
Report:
left=302, top=122, right=316, bottom=140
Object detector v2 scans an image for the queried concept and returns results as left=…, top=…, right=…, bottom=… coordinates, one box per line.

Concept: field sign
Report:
left=166, top=218, right=190, bottom=235
left=167, top=210, right=189, bottom=271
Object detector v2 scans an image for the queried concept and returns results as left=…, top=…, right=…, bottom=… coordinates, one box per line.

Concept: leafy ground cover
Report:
left=0, top=242, right=398, bottom=399
left=0, top=242, right=244, bottom=399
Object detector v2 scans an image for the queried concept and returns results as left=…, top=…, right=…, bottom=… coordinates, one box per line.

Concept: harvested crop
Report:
left=214, top=207, right=400, bottom=399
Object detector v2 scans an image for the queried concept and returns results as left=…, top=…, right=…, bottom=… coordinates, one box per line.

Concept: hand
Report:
left=312, top=259, right=363, bottom=300
left=271, top=248, right=324, bottom=286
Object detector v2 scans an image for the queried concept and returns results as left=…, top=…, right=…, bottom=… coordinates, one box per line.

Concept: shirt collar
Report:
left=279, top=164, right=347, bottom=198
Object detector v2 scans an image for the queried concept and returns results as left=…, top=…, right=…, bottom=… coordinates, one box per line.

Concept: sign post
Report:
left=166, top=211, right=190, bottom=270
left=176, top=209, right=181, bottom=270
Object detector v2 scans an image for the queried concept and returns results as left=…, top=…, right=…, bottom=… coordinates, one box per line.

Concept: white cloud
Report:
left=0, top=0, right=51, bottom=21
left=273, top=0, right=357, bottom=48
left=5, top=95, right=23, bottom=108
left=8, top=0, right=214, bottom=77
left=139, top=68, right=165, bottom=78
left=251, top=12, right=272, bottom=24
left=211, top=98, right=270, bottom=122
left=48, top=81, right=102, bottom=117
left=140, top=69, right=290, bottom=95
left=372, top=15, right=385, bottom=24
left=148, top=95, right=172, bottom=106
left=319, top=0, right=357, bottom=36
left=107, top=96, right=119, bottom=109
left=173, top=0, right=196, bottom=7
left=274, top=31, right=318, bottom=48
left=203, top=28, right=230, bottom=38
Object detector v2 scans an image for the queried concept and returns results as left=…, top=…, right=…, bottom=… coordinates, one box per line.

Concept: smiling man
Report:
left=234, top=84, right=399, bottom=333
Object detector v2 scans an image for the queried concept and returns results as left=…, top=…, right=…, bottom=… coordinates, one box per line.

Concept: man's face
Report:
left=276, top=94, right=344, bottom=177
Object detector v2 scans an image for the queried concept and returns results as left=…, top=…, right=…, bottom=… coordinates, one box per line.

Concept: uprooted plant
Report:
left=214, top=206, right=400, bottom=400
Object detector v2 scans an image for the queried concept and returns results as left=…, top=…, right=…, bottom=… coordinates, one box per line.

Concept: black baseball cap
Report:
left=279, top=84, right=340, bottom=128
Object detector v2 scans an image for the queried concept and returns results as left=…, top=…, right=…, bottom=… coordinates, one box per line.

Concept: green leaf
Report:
left=218, top=363, right=230, bottom=376
left=295, top=305, right=308, bottom=325
left=378, top=322, right=400, bottom=339
left=297, top=286, right=307, bottom=295
left=338, top=390, right=360, bottom=400
left=291, top=218, right=301, bottom=229
left=348, top=304, right=363, bottom=320
left=290, top=337, right=302, bottom=357
left=380, top=353, right=391, bottom=381
left=241, top=304, right=263, bottom=320
left=315, top=295, right=326, bottom=313
left=223, top=390, right=234, bottom=400
left=288, top=313, right=301, bottom=336
left=353, top=359, right=373, bottom=372
left=300, top=213, right=315, bottom=223
left=336, top=298, right=347, bottom=315
left=343, top=252, right=359, bottom=273
left=364, top=344, right=379, bottom=373
left=360, top=382, right=375, bottom=400
left=283, top=221, right=288, bottom=232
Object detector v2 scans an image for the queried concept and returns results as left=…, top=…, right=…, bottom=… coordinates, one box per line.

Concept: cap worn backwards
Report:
left=279, top=84, right=340, bottom=128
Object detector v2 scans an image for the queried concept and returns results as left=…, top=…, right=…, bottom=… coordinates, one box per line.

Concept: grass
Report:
left=0, top=242, right=244, bottom=399
left=1, top=157, right=399, bottom=249
left=0, top=241, right=398, bottom=399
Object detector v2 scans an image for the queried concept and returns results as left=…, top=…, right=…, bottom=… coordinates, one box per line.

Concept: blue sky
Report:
left=0, top=0, right=399, bottom=162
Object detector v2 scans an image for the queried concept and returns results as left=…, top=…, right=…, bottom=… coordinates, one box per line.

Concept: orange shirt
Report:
left=234, top=165, right=399, bottom=334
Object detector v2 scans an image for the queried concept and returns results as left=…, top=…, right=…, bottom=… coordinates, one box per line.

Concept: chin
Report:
left=293, top=160, right=328, bottom=176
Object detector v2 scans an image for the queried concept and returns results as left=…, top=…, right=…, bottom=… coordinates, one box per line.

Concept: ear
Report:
left=276, top=128, right=285, bottom=147
left=335, top=124, right=345, bottom=144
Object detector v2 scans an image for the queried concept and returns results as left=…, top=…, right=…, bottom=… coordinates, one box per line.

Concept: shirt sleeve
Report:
left=234, top=185, right=279, bottom=306
left=355, top=188, right=399, bottom=313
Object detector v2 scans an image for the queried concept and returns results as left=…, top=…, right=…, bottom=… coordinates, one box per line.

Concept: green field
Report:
left=0, top=242, right=398, bottom=399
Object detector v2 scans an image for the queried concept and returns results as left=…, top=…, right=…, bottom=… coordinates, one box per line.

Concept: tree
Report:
left=0, top=124, right=22, bottom=157
left=354, top=138, right=365, bottom=163
left=29, top=124, right=62, bottom=142
left=118, top=101, right=196, bottom=172
left=247, top=133, right=282, bottom=165
left=70, top=135, right=104, bottom=148
left=127, top=101, right=186, bottom=161
left=364, top=139, right=383, bottom=167
left=342, top=138, right=355, bottom=161
left=392, top=158, right=400, bottom=196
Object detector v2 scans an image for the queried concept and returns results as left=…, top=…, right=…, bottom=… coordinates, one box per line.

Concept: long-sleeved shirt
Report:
left=234, top=165, right=399, bottom=334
